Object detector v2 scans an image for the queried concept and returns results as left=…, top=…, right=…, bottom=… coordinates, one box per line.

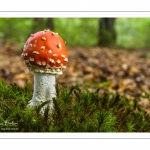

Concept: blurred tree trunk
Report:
left=32, top=18, right=44, bottom=32
left=98, top=18, right=116, bottom=47
left=32, top=18, right=54, bottom=33
left=47, top=18, right=54, bottom=30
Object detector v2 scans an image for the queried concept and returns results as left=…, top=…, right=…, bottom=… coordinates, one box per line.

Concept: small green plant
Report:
left=0, top=80, right=150, bottom=132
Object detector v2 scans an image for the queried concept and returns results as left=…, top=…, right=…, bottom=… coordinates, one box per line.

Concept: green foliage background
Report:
left=1, top=18, right=150, bottom=49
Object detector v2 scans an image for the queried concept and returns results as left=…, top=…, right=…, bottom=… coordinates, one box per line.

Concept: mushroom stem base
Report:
left=27, top=72, right=56, bottom=113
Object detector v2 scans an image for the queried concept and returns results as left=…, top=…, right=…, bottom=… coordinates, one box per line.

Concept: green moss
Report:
left=0, top=80, right=150, bottom=132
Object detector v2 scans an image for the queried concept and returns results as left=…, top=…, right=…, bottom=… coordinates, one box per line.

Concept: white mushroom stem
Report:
left=27, top=72, right=56, bottom=112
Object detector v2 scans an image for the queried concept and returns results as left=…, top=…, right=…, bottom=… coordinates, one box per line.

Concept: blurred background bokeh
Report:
left=1, top=18, right=150, bottom=105
left=1, top=18, right=150, bottom=49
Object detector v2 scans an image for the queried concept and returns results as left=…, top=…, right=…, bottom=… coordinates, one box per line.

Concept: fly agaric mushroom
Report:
left=21, top=29, right=68, bottom=112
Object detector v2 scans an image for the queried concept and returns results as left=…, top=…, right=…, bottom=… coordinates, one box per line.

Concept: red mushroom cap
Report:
left=21, top=29, right=68, bottom=75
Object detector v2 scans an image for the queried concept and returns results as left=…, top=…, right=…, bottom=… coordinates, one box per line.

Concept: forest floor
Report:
left=1, top=43, right=150, bottom=113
